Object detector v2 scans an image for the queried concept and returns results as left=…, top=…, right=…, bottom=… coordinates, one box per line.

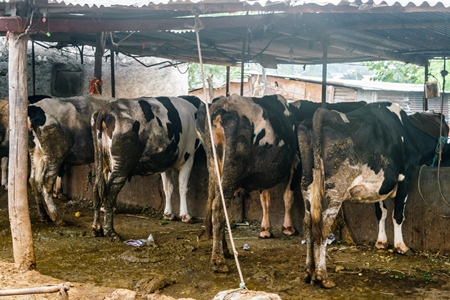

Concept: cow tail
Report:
left=203, top=173, right=215, bottom=240
left=202, top=111, right=226, bottom=240
left=311, top=108, right=326, bottom=245
left=92, top=110, right=107, bottom=201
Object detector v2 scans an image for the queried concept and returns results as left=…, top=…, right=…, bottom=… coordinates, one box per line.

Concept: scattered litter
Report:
left=243, top=244, right=250, bottom=251
left=327, top=233, right=335, bottom=245
left=301, top=239, right=306, bottom=244
left=124, top=234, right=156, bottom=247
left=74, top=211, right=81, bottom=217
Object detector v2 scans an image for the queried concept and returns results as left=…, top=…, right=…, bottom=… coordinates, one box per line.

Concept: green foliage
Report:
left=188, top=63, right=241, bottom=91
left=341, top=69, right=364, bottom=80
left=363, top=59, right=450, bottom=90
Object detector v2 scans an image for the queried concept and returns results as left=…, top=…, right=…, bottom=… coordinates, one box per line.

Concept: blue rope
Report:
left=432, top=136, right=448, bottom=167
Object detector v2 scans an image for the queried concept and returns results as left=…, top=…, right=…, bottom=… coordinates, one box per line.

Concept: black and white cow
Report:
left=196, top=94, right=301, bottom=272
left=270, top=100, right=367, bottom=237
left=298, top=102, right=449, bottom=288
left=28, top=96, right=109, bottom=224
left=91, top=95, right=202, bottom=239
left=288, top=100, right=367, bottom=124
left=0, top=96, right=52, bottom=191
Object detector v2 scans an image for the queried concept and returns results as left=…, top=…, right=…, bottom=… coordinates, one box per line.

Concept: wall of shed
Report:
left=190, top=75, right=330, bottom=102
left=63, top=160, right=450, bottom=253
left=0, top=39, right=188, bottom=98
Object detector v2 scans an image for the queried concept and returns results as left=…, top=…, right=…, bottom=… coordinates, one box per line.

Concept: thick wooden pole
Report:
left=8, top=32, right=36, bottom=270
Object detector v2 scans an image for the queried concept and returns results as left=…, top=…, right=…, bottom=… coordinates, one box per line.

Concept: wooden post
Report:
left=94, top=32, right=105, bottom=94
left=8, top=32, right=36, bottom=270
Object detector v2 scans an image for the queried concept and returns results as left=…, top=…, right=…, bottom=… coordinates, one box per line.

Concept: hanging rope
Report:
left=417, top=165, right=450, bottom=218
left=193, top=13, right=247, bottom=290
left=418, top=12, right=450, bottom=216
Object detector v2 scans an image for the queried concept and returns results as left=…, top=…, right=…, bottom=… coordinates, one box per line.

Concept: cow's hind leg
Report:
left=259, top=190, right=273, bottom=238
left=282, top=157, right=300, bottom=236
left=303, top=199, right=315, bottom=284
left=211, top=184, right=234, bottom=273
left=392, top=191, right=412, bottom=255
left=1, top=157, right=7, bottom=190
left=92, top=174, right=105, bottom=237
left=102, top=175, right=127, bottom=241
left=178, top=157, right=194, bottom=223
left=41, top=163, right=65, bottom=225
left=162, top=171, right=176, bottom=221
left=375, top=201, right=388, bottom=250
left=313, top=199, right=342, bottom=289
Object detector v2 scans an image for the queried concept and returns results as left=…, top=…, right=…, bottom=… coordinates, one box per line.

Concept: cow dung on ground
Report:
left=0, top=190, right=450, bottom=299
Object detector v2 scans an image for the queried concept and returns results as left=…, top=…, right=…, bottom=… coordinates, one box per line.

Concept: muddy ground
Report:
left=0, top=190, right=450, bottom=300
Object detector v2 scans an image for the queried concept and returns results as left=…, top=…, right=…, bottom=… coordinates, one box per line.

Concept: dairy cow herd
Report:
left=2, top=93, right=448, bottom=288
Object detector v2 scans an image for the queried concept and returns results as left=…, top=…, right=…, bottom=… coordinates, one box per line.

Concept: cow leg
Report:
left=41, top=169, right=65, bottom=225
left=303, top=198, right=315, bottom=284
left=259, top=189, right=273, bottom=238
left=28, top=148, right=48, bottom=222
left=392, top=192, right=411, bottom=254
left=282, top=187, right=297, bottom=236
left=161, top=171, right=176, bottom=221
left=282, top=157, right=300, bottom=236
left=53, top=164, right=65, bottom=199
left=102, top=175, right=127, bottom=241
left=375, top=201, right=388, bottom=250
left=211, top=188, right=228, bottom=272
left=178, top=157, right=194, bottom=223
left=1, top=157, right=7, bottom=190
left=30, top=176, right=50, bottom=222
left=92, top=173, right=105, bottom=237
left=314, top=199, right=342, bottom=289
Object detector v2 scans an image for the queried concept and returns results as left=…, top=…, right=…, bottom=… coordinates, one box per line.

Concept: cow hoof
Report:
left=212, top=262, right=229, bottom=273
left=319, top=279, right=336, bottom=289
left=304, top=272, right=312, bottom=284
left=181, top=215, right=194, bottom=223
left=55, top=219, right=66, bottom=226
left=92, top=227, right=104, bottom=237
left=39, top=215, right=51, bottom=223
left=375, top=241, right=388, bottom=250
left=395, top=246, right=413, bottom=256
left=104, top=230, right=122, bottom=241
left=259, top=228, right=273, bottom=239
left=164, top=213, right=176, bottom=221
left=109, top=235, right=122, bottom=242
left=282, top=226, right=299, bottom=236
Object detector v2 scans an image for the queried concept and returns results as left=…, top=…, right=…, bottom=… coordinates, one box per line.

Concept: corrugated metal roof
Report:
left=48, top=0, right=450, bottom=8
left=2, top=0, right=450, bottom=66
